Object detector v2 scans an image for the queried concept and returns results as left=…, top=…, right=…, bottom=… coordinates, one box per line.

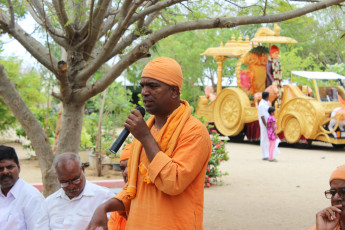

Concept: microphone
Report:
left=109, top=106, right=145, bottom=154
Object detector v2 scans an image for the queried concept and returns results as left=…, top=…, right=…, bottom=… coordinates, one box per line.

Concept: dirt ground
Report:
left=2, top=141, right=344, bottom=230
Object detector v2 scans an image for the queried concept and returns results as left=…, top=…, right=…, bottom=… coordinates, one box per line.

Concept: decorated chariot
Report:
left=196, top=24, right=345, bottom=148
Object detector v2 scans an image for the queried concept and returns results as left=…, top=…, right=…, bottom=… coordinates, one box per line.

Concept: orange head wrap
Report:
left=141, top=57, right=183, bottom=93
left=119, top=144, right=130, bottom=162
left=270, top=45, right=280, bottom=54
left=329, top=165, right=345, bottom=184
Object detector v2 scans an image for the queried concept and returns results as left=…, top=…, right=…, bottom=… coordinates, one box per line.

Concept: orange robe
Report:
left=309, top=224, right=340, bottom=230
left=115, top=102, right=211, bottom=230
left=107, top=211, right=126, bottom=230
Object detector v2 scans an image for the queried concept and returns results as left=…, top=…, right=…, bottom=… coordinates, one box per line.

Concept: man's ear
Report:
left=170, top=85, right=180, bottom=99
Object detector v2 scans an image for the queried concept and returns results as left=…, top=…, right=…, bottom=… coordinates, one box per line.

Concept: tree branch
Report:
left=6, top=0, right=14, bottom=28
left=52, top=0, right=74, bottom=38
left=0, top=11, right=59, bottom=74
left=77, top=0, right=112, bottom=57
left=75, top=0, right=345, bottom=100
left=57, top=61, right=72, bottom=103
left=26, top=0, right=68, bottom=48
left=0, top=63, right=57, bottom=196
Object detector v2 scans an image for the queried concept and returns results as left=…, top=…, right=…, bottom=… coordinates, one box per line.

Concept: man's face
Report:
left=271, top=51, right=279, bottom=60
left=0, top=159, right=20, bottom=192
left=56, top=161, right=86, bottom=199
left=330, top=179, right=345, bottom=215
left=120, top=159, right=128, bottom=183
left=140, top=77, right=178, bottom=116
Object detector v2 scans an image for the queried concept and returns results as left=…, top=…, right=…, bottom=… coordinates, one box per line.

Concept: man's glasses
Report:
left=59, top=175, right=82, bottom=188
left=325, top=187, right=345, bottom=199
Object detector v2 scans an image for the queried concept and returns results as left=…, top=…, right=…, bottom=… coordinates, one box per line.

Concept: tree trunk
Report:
left=0, top=64, right=59, bottom=196
left=52, top=103, right=63, bottom=155
left=56, top=101, right=85, bottom=155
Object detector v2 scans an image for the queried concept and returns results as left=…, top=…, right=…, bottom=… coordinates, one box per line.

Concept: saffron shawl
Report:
left=126, top=100, right=191, bottom=199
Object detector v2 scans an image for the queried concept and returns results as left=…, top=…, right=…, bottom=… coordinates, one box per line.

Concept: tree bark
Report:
left=0, top=64, right=59, bottom=196
left=56, top=102, right=85, bottom=155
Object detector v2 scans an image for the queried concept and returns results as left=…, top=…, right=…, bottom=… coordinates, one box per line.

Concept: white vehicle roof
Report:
left=291, top=71, right=345, bottom=80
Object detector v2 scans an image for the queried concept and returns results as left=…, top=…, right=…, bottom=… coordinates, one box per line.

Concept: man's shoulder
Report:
left=45, top=188, right=63, bottom=201
left=184, top=116, right=209, bottom=133
left=85, top=181, right=114, bottom=196
left=16, top=178, right=43, bottom=198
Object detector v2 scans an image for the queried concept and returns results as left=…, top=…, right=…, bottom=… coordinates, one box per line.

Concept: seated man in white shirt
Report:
left=35, top=152, right=115, bottom=230
left=0, top=145, right=44, bottom=230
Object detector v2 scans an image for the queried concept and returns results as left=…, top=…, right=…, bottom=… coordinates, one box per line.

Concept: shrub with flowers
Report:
left=205, top=129, right=230, bottom=187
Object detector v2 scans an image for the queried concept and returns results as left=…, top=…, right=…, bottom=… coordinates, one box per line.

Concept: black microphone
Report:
left=109, top=106, right=146, bottom=154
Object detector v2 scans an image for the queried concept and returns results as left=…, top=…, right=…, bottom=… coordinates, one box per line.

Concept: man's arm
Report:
left=261, top=116, right=267, bottom=127
left=124, top=109, right=160, bottom=162
left=87, top=198, right=125, bottom=230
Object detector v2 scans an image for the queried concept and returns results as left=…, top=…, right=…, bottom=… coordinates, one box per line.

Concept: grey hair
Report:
left=52, top=152, right=82, bottom=173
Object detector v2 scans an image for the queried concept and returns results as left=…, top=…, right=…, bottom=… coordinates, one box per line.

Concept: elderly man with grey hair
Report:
left=35, top=152, right=114, bottom=230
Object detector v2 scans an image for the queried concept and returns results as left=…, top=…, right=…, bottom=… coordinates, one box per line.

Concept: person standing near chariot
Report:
left=266, top=45, right=283, bottom=107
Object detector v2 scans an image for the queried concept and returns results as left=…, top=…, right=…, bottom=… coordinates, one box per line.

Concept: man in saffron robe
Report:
left=309, top=165, right=345, bottom=230
left=107, top=146, right=130, bottom=230
left=87, top=57, right=212, bottom=230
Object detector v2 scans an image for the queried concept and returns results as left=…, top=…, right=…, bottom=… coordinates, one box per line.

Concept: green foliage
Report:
left=83, top=80, right=136, bottom=154
left=0, top=0, right=26, bottom=18
left=280, top=47, right=322, bottom=80
left=0, top=56, right=48, bottom=131
left=249, top=46, right=269, bottom=55
left=205, top=129, right=230, bottom=187
left=80, top=127, right=93, bottom=150
left=326, top=63, right=345, bottom=76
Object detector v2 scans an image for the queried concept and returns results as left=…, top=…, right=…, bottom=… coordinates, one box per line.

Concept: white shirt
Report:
left=0, top=178, right=44, bottom=230
left=258, top=99, right=270, bottom=124
left=35, top=180, right=114, bottom=230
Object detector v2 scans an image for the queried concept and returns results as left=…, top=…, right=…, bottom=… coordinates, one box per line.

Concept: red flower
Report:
left=206, top=176, right=210, bottom=181
left=211, top=130, right=217, bottom=133
left=112, top=134, right=117, bottom=138
left=216, top=144, right=221, bottom=149
left=207, top=167, right=210, bottom=172
left=220, top=141, right=223, bottom=144
left=219, top=158, right=223, bottom=162
left=206, top=183, right=211, bottom=187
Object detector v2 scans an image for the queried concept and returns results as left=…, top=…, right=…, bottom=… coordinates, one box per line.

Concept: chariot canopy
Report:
left=291, top=71, right=345, bottom=80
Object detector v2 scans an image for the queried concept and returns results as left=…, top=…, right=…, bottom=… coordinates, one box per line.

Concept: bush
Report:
left=205, top=129, right=229, bottom=187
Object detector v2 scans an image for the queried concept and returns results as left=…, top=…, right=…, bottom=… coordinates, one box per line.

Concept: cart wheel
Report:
left=284, top=116, right=301, bottom=144
left=214, top=88, right=247, bottom=136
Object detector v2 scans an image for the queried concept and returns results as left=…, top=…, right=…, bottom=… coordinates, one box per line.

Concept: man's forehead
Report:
left=140, top=77, right=163, bottom=84
left=0, top=159, right=17, bottom=166
left=330, top=179, right=345, bottom=188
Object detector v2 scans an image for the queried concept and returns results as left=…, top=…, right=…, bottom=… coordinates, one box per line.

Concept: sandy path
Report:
left=203, top=141, right=343, bottom=230
left=3, top=141, right=344, bottom=229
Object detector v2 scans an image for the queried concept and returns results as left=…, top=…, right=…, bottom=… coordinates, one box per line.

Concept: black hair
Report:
left=0, top=145, right=19, bottom=165
left=262, top=91, right=269, bottom=100
left=268, top=106, right=275, bottom=114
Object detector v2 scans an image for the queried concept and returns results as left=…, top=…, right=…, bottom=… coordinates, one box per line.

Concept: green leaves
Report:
left=205, top=128, right=230, bottom=187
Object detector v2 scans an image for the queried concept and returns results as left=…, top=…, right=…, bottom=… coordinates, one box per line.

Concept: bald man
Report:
left=87, top=57, right=212, bottom=230
left=35, top=153, right=114, bottom=230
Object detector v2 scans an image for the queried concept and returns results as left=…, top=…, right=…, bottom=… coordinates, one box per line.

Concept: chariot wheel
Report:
left=213, top=88, right=248, bottom=136
left=283, top=116, right=302, bottom=144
